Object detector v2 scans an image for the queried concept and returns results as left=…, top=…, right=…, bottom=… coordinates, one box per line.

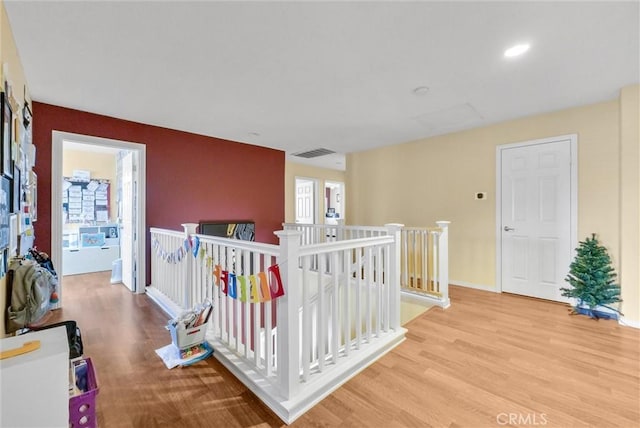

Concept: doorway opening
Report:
left=324, top=181, right=344, bottom=225
left=52, top=131, right=146, bottom=302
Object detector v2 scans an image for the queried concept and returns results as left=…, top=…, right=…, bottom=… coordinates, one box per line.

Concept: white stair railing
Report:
left=148, top=226, right=192, bottom=316
left=147, top=223, right=406, bottom=424
left=400, top=221, right=450, bottom=307
left=284, top=222, right=388, bottom=246
left=283, top=221, right=450, bottom=308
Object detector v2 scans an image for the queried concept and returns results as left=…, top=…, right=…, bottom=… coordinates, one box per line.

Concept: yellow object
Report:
left=0, top=340, right=41, bottom=360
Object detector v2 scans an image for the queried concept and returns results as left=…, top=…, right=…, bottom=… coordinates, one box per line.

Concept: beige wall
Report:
left=619, top=84, right=640, bottom=324
left=285, top=162, right=346, bottom=224
left=0, top=1, right=29, bottom=108
left=347, top=89, right=639, bottom=324
left=63, top=149, right=118, bottom=222
left=1, top=0, right=31, bottom=337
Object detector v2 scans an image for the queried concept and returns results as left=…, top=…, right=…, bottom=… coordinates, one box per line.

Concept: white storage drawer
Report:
left=63, top=246, right=120, bottom=275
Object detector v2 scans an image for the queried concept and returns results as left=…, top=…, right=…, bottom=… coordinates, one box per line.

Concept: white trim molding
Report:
left=450, top=279, right=498, bottom=293
left=618, top=317, right=640, bottom=329
left=401, top=290, right=451, bottom=309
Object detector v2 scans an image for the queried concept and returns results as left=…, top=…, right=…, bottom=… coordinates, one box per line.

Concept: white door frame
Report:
left=51, top=131, right=147, bottom=297
left=495, top=134, right=578, bottom=294
left=120, top=151, right=136, bottom=292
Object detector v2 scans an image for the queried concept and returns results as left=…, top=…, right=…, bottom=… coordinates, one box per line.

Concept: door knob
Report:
left=504, top=226, right=515, bottom=232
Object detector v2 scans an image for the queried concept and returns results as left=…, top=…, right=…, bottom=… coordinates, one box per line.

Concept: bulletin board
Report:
left=0, top=176, right=10, bottom=249
left=198, top=220, right=255, bottom=241
left=63, top=177, right=110, bottom=224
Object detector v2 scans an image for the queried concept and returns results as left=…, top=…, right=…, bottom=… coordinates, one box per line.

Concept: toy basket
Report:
left=69, top=357, right=99, bottom=428
left=169, top=322, right=207, bottom=350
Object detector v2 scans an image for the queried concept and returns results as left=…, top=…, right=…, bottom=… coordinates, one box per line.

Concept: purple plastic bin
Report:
left=69, top=357, right=99, bottom=428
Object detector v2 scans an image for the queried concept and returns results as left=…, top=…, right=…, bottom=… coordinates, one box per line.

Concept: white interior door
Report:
left=295, top=178, right=315, bottom=224
left=500, top=138, right=574, bottom=301
left=120, top=151, right=135, bottom=291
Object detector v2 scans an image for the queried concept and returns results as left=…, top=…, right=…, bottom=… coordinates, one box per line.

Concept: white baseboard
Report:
left=401, top=290, right=450, bottom=308
left=145, top=286, right=182, bottom=319
left=618, top=316, right=640, bottom=329
left=450, top=280, right=498, bottom=293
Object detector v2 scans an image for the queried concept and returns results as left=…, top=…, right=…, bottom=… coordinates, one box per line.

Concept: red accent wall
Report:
left=32, top=102, right=285, bottom=285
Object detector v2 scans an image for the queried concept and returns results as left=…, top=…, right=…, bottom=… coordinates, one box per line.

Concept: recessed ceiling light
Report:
left=412, top=86, right=430, bottom=96
left=504, top=43, right=530, bottom=58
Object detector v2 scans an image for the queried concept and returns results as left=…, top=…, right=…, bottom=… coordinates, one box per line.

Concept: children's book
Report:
left=179, top=342, right=213, bottom=366
left=73, top=359, right=89, bottom=393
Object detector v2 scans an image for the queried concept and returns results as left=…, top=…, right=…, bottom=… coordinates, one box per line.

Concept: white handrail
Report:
left=194, top=233, right=280, bottom=256
left=299, top=235, right=394, bottom=256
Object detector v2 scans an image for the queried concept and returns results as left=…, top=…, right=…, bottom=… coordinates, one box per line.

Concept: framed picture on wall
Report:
left=30, top=170, right=37, bottom=222
left=1, top=92, right=13, bottom=179
left=9, top=213, right=17, bottom=256
left=0, top=176, right=10, bottom=249
left=12, top=164, right=20, bottom=213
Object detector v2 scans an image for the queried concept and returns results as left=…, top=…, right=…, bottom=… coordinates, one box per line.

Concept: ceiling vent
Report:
left=292, top=148, right=336, bottom=158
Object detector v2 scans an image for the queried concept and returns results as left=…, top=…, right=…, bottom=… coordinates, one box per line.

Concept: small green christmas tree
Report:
left=561, top=233, right=622, bottom=319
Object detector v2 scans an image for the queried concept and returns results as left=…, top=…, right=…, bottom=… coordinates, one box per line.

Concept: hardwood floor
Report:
left=51, top=272, right=639, bottom=427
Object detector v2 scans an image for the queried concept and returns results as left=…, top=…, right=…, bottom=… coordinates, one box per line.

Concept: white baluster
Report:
left=318, top=252, right=326, bottom=372
left=436, top=221, right=450, bottom=308
left=402, top=229, right=408, bottom=289
left=383, top=243, right=390, bottom=332
left=365, top=246, right=373, bottom=342
left=302, top=255, right=311, bottom=380
left=385, top=223, right=404, bottom=330
left=331, top=251, right=339, bottom=363
left=421, top=230, right=427, bottom=292
left=375, top=245, right=382, bottom=337
left=355, top=247, right=363, bottom=349
left=252, top=252, right=261, bottom=367
left=243, top=250, right=251, bottom=359
left=264, top=254, right=273, bottom=376
left=342, top=249, right=351, bottom=356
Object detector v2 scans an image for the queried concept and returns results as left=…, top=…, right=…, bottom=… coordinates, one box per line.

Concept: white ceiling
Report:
left=4, top=1, right=639, bottom=170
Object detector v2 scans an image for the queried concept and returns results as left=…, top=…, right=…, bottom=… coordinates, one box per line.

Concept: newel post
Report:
left=182, top=223, right=198, bottom=310
left=436, top=221, right=450, bottom=308
left=274, top=229, right=303, bottom=399
left=385, top=223, right=404, bottom=330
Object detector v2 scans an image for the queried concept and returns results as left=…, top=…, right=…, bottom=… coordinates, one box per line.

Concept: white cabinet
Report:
left=63, top=246, right=120, bottom=275
left=62, top=224, right=120, bottom=276
left=0, top=326, right=69, bottom=427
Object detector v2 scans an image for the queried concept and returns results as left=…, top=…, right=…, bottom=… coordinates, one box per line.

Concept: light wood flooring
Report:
left=51, top=272, right=639, bottom=427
